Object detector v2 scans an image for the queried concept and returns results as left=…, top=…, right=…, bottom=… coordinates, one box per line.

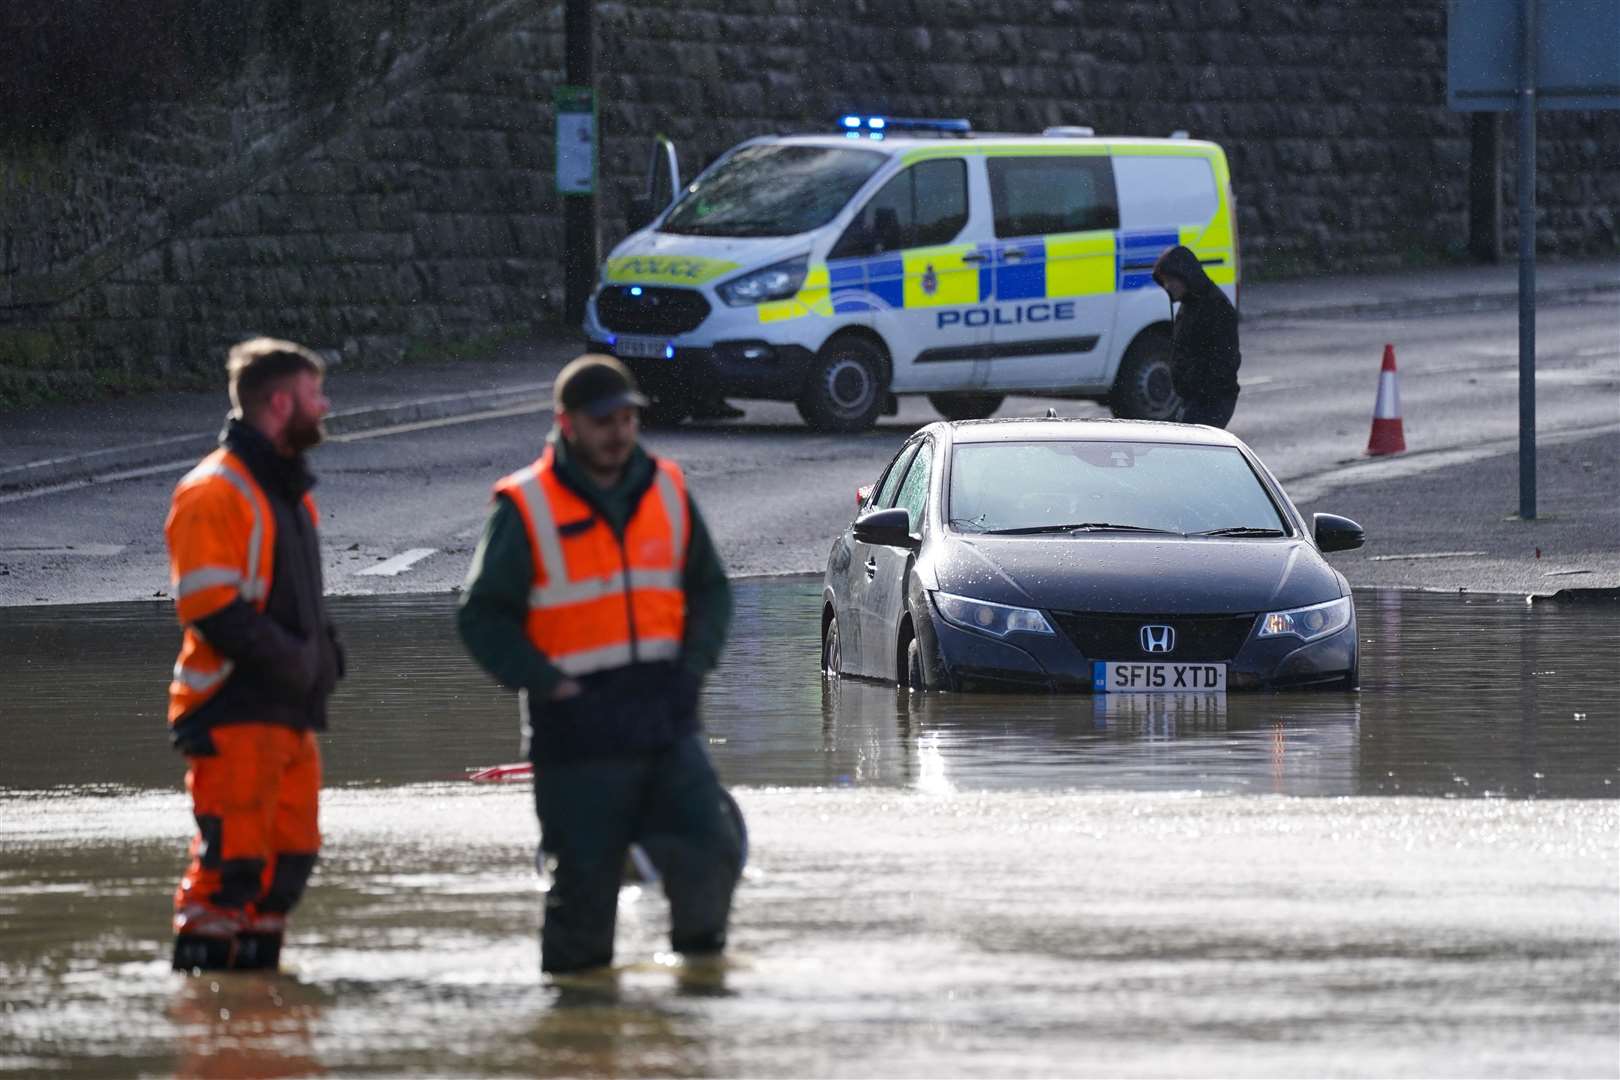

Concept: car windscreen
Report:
left=660, top=145, right=887, bottom=238
left=948, top=441, right=1289, bottom=536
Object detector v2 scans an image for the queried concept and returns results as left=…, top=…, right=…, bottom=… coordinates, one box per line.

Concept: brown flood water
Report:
left=1, top=580, right=1616, bottom=1077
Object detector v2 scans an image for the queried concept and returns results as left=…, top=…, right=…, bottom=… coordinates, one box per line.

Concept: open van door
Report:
left=628, top=136, right=681, bottom=232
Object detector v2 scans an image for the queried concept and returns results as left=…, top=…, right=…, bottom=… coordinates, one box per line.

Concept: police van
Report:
left=585, top=116, right=1238, bottom=432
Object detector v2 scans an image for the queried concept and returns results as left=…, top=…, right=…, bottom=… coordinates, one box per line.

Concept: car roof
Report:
left=929, top=417, right=1250, bottom=448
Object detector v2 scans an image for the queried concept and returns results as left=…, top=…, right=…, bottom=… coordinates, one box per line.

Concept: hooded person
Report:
left=1151, top=245, right=1242, bottom=428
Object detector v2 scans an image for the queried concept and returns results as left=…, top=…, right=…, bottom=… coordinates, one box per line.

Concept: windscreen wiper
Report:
left=1189, top=526, right=1288, bottom=537
left=984, top=522, right=1181, bottom=535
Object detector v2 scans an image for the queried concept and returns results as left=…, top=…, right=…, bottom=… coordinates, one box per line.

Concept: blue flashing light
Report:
left=664, top=345, right=675, bottom=360
left=833, top=114, right=972, bottom=136
left=629, top=286, right=643, bottom=296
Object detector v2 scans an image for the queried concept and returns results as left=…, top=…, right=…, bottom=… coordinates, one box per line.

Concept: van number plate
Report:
left=613, top=335, right=669, bottom=359
left=1092, top=661, right=1227, bottom=693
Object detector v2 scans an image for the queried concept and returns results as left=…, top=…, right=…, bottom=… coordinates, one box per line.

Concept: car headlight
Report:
left=716, top=256, right=808, bottom=306
left=933, top=591, right=1054, bottom=638
left=1258, top=596, right=1352, bottom=642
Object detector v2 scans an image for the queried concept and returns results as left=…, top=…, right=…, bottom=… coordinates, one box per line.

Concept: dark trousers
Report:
left=1180, top=393, right=1239, bottom=428
left=532, top=735, right=744, bottom=973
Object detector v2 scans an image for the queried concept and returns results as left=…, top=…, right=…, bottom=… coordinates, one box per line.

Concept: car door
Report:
left=824, top=158, right=992, bottom=392
left=860, top=437, right=933, bottom=681
left=978, top=152, right=1120, bottom=391
left=841, top=440, right=920, bottom=677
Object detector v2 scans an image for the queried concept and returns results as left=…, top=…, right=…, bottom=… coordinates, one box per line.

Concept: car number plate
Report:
left=1092, top=661, right=1227, bottom=693
left=612, top=335, right=669, bottom=359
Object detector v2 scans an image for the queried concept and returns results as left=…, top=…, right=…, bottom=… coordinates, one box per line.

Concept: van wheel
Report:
left=1109, top=329, right=1180, bottom=420
left=927, top=393, right=1005, bottom=421
left=797, top=336, right=887, bottom=433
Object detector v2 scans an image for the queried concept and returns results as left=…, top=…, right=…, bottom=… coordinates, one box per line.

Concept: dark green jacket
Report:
left=457, top=435, right=732, bottom=701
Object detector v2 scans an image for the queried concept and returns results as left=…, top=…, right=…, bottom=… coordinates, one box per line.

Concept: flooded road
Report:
left=2, top=581, right=1617, bottom=1076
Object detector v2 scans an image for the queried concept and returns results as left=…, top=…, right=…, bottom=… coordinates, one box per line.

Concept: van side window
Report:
left=1113, top=155, right=1217, bottom=231
left=830, top=159, right=968, bottom=260
left=988, top=156, right=1119, bottom=237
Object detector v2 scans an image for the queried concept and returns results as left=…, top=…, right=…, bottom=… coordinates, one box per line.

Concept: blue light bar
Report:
left=833, top=115, right=972, bottom=135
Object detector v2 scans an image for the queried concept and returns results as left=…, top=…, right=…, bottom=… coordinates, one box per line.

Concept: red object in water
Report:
left=467, top=762, right=533, bottom=782
left=1366, top=343, right=1406, bottom=456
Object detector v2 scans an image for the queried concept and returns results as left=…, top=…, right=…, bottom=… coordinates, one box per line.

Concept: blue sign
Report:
left=1448, top=0, right=1620, bottom=111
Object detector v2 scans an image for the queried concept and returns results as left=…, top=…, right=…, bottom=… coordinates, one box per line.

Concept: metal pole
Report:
left=563, top=0, right=596, bottom=330
left=1517, top=0, right=1537, bottom=519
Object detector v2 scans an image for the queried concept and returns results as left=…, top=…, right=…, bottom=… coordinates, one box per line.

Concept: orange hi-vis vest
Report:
left=165, top=448, right=318, bottom=724
left=495, top=447, right=690, bottom=678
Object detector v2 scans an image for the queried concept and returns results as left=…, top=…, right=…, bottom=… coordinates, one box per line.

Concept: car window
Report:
left=948, top=441, right=1287, bottom=535
left=873, top=443, right=920, bottom=509
left=662, top=145, right=887, bottom=238
left=988, top=156, right=1118, bottom=238
left=829, top=159, right=968, bottom=259
left=892, top=440, right=934, bottom=531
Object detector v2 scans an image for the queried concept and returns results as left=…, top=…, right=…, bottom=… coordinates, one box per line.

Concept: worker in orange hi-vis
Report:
left=164, top=338, right=344, bottom=972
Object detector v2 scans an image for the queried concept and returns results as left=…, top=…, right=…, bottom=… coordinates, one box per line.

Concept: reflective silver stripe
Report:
left=553, top=642, right=635, bottom=676
left=654, top=468, right=688, bottom=569
left=512, top=467, right=569, bottom=588
left=530, top=570, right=627, bottom=608
left=172, top=659, right=234, bottom=693
left=636, top=637, right=681, bottom=663
left=187, top=457, right=268, bottom=606
left=174, top=565, right=242, bottom=598
left=627, top=567, right=681, bottom=592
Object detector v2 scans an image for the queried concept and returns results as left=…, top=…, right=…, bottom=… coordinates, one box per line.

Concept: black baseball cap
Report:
left=553, top=353, right=650, bottom=417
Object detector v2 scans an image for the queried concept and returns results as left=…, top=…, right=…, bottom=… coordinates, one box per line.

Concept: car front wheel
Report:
left=822, top=613, right=842, bottom=676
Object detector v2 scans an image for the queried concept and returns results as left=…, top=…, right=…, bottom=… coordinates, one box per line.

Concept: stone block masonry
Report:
left=1, top=0, right=1615, bottom=403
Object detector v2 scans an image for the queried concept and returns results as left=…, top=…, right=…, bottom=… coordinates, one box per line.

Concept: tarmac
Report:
left=2, top=257, right=1616, bottom=599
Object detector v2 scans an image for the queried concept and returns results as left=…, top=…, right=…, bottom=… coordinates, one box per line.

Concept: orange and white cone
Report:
left=1366, top=343, right=1406, bottom=456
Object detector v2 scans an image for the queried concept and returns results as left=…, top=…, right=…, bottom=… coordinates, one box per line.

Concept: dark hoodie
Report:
left=1152, top=245, right=1241, bottom=402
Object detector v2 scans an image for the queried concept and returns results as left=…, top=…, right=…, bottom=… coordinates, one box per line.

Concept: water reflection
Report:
left=0, top=580, right=1614, bottom=798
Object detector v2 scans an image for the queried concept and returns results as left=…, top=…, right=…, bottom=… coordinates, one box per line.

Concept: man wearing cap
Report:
left=457, top=353, right=742, bottom=975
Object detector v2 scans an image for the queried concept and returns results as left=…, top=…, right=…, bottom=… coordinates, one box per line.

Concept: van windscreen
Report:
left=662, top=145, right=886, bottom=238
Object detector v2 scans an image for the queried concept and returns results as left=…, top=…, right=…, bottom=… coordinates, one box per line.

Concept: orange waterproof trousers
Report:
left=173, top=724, right=321, bottom=937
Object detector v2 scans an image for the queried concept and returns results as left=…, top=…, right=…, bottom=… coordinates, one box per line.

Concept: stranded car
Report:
left=587, top=115, right=1238, bottom=431
left=820, top=418, right=1364, bottom=693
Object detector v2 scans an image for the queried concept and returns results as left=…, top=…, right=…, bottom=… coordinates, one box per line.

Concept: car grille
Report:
left=596, top=286, right=710, bottom=335
left=1048, top=611, right=1257, bottom=662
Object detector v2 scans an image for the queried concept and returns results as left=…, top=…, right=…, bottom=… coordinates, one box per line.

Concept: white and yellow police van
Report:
left=585, top=116, right=1238, bottom=431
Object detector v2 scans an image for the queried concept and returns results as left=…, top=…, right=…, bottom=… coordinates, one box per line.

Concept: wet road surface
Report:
left=2, top=580, right=1617, bottom=1076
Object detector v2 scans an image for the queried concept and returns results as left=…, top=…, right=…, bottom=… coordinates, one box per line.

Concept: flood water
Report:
left=2, top=580, right=1617, bottom=1077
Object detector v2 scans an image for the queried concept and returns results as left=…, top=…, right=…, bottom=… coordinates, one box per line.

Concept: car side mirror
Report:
left=628, top=193, right=658, bottom=232
left=854, top=507, right=918, bottom=549
left=1313, top=513, right=1365, bottom=553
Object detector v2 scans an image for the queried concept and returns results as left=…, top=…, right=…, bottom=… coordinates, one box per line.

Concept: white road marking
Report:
left=354, top=548, right=438, bottom=576
left=1367, top=551, right=1487, bottom=562
left=0, top=401, right=550, bottom=505
left=0, top=543, right=126, bottom=557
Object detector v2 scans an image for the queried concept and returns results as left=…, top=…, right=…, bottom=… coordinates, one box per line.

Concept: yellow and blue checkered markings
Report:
left=756, top=225, right=1229, bottom=324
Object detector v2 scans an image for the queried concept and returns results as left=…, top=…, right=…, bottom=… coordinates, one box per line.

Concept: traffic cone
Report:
left=1366, top=343, right=1406, bottom=455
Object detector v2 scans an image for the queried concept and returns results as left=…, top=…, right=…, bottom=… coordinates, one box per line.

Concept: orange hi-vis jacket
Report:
left=494, top=447, right=690, bottom=677
left=165, top=448, right=318, bottom=724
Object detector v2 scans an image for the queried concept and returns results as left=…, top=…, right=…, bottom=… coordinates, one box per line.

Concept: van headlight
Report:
left=1258, top=596, right=1352, bottom=642
left=716, top=256, right=808, bottom=306
left=933, top=591, right=1054, bottom=638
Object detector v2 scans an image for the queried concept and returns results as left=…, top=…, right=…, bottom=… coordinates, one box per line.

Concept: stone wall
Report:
left=1, top=0, right=1616, bottom=401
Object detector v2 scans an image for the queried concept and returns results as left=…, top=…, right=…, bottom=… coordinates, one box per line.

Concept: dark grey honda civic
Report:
left=820, top=417, right=1365, bottom=693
